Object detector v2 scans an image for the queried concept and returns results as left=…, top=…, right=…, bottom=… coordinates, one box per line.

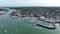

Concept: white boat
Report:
left=36, top=20, right=56, bottom=29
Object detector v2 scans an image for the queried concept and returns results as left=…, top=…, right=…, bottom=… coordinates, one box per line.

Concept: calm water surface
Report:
left=0, top=9, right=60, bottom=34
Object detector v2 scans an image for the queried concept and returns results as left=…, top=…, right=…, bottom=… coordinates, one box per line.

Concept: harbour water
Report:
left=0, top=8, right=60, bottom=34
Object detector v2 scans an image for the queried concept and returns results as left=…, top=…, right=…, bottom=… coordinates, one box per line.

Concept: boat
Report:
left=36, top=20, right=56, bottom=29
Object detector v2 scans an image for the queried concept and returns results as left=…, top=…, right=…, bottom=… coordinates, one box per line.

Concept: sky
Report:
left=0, top=0, right=60, bottom=7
